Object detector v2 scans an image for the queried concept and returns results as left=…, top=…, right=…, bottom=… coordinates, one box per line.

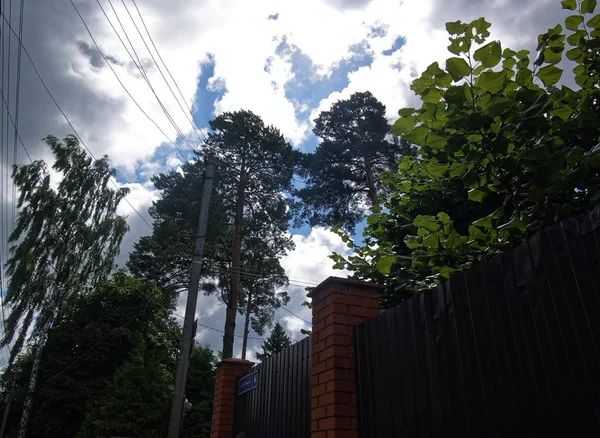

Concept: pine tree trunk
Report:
left=17, top=322, right=48, bottom=438
left=223, top=174, right=245, bottom=359
left=365, top=161, right=379, bottom=206
left=241, top=292, right=253, bottom=360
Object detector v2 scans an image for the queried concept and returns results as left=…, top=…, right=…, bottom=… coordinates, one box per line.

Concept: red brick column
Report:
left=309, top=277, right=382, bottom=438
left=210, top=358, right=254, bottom=438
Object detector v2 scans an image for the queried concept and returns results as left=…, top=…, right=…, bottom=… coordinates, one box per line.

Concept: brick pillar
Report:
left=309, top=276, right=382, bottom=438
left=210, top=358, right=254, bottom=438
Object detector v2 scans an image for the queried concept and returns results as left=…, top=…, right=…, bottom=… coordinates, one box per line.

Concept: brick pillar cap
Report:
left=216, top=358, right=255, bottom=368
left=307, top=276, right=385, bottom=299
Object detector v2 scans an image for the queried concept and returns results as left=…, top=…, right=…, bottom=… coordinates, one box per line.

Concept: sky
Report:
left=0, top=0, right=574, bottom=363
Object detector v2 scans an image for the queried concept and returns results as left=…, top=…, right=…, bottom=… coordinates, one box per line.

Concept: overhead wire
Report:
left=66, top=0, right=192, bottom=162
left=119, top=0, right=206, bottom=144
left=11, top=0, right=23, bottom=228
left=129, top=0, right=207, bottom=142
left=0, top=11, right=154, bottom=231
left=95, top=0, right=197, bottom=154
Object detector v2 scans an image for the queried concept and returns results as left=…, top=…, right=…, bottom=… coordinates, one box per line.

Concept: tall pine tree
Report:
left=200, top=110, right=297, bottom=359
left=255, top=322, right=291, bottom=361
left=294, top=91, right=416, bottom=232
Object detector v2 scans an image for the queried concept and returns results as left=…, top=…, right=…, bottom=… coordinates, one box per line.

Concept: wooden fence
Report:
left=355, top=208, right=600, bottom=437
left=233, top=336, right=311, bottom=438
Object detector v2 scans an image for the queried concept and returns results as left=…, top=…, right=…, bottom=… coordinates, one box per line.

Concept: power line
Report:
left=280, top=306, right=312, bottom=326
left=129, top=0, right=207, bottom=142
left=119, top=0, right=206, bottom=144
left=96, top=0, right=197, bottom=153
left=11, top=0, right=24, bottom=230
left=0, top=11, right=154, bottom=231
left=66, top=0, right=192, bottom=161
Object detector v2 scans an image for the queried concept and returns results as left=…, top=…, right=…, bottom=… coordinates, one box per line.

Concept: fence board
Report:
left=233, top=336, right=311, bottom=438
left=355, top=208, right=600, bottom=437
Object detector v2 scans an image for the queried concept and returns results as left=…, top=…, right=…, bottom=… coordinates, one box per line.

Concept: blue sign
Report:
left=238, top=371, right=258, bottom=395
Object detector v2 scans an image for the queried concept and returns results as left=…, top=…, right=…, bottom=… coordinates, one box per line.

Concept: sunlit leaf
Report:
left=537, top=65, right=563, bottom=86
left=582, top=0, right=597, bottom=14
left=478, top=71, right=506, bottom=94
left=473, top=41, right=502, bottom=68
left=446, top=57, right=472, bottom=81
left=565, top=14, right=584, bottom=30
left=376, top=255, right=395, bottom=275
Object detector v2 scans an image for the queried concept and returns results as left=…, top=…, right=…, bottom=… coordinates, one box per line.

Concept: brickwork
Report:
left=309, top=277, right=382, bottom=438
left=210, top=358, right=254, bottom=438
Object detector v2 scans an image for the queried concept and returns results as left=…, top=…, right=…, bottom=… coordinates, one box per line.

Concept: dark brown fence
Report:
left=355, top=208, right=600, bottom=437
left=233, top=336, right=311, bottom=438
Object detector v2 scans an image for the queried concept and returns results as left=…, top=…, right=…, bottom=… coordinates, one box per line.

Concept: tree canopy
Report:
left=332, top=3, right=600, bottom=307
left=2, top=135, right=129, bottom=362
left=294, top=91, right=416, bottom=232
left=0, top=273, right=180, bottom=437
left=255, top=322, right=292, bottom=362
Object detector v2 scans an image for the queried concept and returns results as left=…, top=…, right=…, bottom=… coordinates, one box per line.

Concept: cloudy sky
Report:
left=0, top=0, right=572, bottom=362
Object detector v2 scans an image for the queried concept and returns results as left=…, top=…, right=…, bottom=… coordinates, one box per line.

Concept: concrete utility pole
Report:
left=167, top=159, right=215, bottom=438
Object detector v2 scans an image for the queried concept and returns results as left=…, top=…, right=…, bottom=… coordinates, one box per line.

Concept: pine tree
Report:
left=255, top=322, right=291, bottom=361
left=203, top=110, right=298, bottom=359
left=294, top=91, right=416, bottom=232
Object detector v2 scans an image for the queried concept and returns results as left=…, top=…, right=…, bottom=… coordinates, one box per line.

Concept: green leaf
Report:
left=565, top=14, right=584, bottom=30
left=446, top=57, right=472, bottom=81
left=537, top=65, right=563, bottom=86
left=392, top=116, right=417, bottom=136
left=551, top=106, right=573, bottom=121
left=478, top=71, right=506, bottom=94
left=444, top=86, right=467, bottom=105
left=561, top=0, right=577, bottom=9
left=517, top=49, right=530, bottom=59
left=398, top=108, right=416, bottom=117
left=426, top=162, right=449, bottom=177
left=404, top=125, right=429, bottom=147
left=399, top=156, right=413, bottom=170
left=473, top=41, right=502, bottom=68
left=582, top=0, right=597, bottom=14
left=503, top=58, right=516, bottom=69
left=498, top=217, right=526, bottom=233
left=414, top=215, right=439, bottom=232
left=422, top=87, right=443, bottom=103
left=473, top=214, right=494, bottom=228
left=502, top=48, right=517, bottom=58
left=422, top=233, right=439, bottom=248
left=427, top=133, right=448, bottom=149
left=468, top=188, right=489, bottom=202
left=566, top=47, right=584, bottom=61
left=449, top=161, right=467, bottom=177
left=437, top=212, right=451, bottom=224
left=587, top=14, right=600, bottom=28
left=469, top=225, right=487, bottom=241
left=446, top=20, right=466, bottom=35
left=376, top=255, right=395, bottom=275
left=567, top=30, right=586, bottom=45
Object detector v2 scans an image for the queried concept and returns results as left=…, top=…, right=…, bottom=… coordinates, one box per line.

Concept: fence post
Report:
left=309, top=276, right=383, bottom=438
left=210, top=358, right=254, bottom=438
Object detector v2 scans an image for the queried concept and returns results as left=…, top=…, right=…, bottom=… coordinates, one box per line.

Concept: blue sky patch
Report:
left=382, top=36, right=406, bottom=56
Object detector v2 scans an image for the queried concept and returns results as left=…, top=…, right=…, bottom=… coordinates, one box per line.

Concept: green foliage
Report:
left=295, top=91, right=417, bottom=232
left=0, top=273, right=179, bottom=437
left=2, top=135, right=129, bottom=364
left=182, top=346, right=216, bottom=438
left=255, top=322, right=291, bottom=362
left=332, top=7, right=600, bottom=307
left=78, top=342, right=172, bottom=438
